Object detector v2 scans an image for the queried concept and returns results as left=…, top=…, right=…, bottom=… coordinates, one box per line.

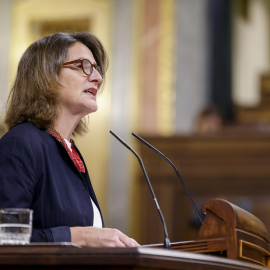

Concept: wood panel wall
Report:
left=135, top=133, right=270, bottom=245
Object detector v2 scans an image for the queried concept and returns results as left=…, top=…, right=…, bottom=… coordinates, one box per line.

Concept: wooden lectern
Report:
left=0, top=198, right=269, bottom=269
left=167, top=198, right=270, bottom=267
left=0, top=244, right=268, bottom=270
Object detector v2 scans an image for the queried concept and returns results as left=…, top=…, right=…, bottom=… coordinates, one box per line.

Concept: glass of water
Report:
left=0, top=208, right=33, bottom=244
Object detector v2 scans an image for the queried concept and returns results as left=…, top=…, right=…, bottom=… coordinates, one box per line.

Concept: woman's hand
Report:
left=70, top=227, right=139, bottom=247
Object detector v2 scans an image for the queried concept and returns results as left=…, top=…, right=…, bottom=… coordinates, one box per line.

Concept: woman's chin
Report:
left=85, top=104, right=98, bottom=115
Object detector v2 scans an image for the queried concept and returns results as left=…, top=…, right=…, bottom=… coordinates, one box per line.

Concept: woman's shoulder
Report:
left=1, top=122, right=48, bottom=144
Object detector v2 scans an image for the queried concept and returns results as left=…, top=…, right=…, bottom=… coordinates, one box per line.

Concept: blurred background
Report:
left=1, top=0, right=270, bottom=245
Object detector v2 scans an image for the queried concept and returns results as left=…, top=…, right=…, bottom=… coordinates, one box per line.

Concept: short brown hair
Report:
left=5, top=32, right=108, bottom=135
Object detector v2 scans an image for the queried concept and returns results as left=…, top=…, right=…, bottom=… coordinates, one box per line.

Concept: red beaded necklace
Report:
left=46, top=128, right=85, bottom=173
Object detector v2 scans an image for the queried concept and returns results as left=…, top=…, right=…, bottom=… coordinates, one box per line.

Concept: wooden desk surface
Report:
left=0, top=244, right=268, bottom=270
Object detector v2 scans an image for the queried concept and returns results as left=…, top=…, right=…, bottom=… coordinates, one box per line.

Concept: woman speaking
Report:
left=0, top=32, right=138, bottom=247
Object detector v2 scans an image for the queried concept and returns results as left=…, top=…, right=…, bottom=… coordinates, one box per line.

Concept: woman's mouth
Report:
left=84, top=88, right=97, bottom=96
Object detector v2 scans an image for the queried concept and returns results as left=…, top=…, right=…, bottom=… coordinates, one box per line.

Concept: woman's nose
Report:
left=88, top=68, right=103, bottom=84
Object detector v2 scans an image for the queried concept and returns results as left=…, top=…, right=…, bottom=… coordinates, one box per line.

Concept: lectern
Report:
left=0, top=198, right=269, bottom=270
left=163, top=198, right=270, bottom=268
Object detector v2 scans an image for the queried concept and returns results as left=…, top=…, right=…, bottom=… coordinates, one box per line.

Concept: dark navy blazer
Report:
left=0, top=122, right=103, bottom=242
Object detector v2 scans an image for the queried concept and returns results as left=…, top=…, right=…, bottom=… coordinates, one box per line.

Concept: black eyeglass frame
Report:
left=63, top=59, right=102, bottom=76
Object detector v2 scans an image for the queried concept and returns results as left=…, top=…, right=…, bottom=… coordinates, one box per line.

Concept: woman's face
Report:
left=57, top=42, right=103, bottom=120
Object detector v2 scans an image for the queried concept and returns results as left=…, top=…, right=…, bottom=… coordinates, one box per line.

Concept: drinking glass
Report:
left=0, top=208, right=33, bottom=244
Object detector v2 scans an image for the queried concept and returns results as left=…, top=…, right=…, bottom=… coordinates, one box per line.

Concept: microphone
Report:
left=110, top=130, right=171, bottom=249
left=132, top=132, right=204, bottom=225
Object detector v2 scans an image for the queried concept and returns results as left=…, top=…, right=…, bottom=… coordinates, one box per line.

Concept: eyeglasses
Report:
left=63, top=59, right=102, bottom=77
